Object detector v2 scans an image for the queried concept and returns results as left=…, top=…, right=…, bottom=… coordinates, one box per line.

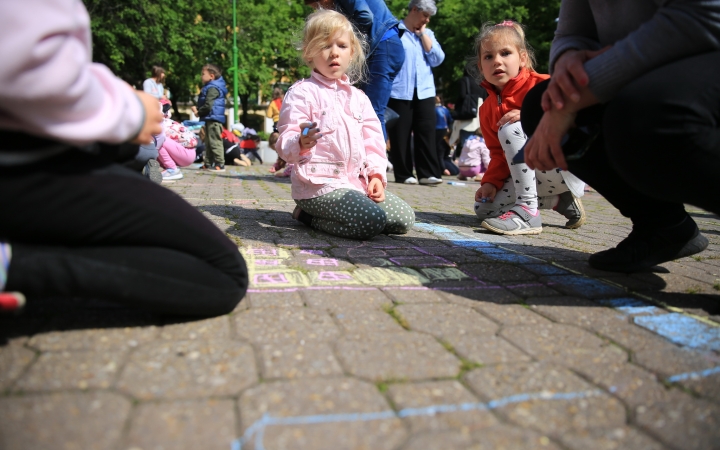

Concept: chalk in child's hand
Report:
left=302, top=127, right=310, bottom=136
left=481, top=198, right=488, bottom=203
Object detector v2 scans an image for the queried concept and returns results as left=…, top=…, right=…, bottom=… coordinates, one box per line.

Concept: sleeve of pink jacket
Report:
left=0, top=0, right=145, bottom=145
left=275, top=82, right=313, bottom=165
left=359, top=91, right=388, bottom=187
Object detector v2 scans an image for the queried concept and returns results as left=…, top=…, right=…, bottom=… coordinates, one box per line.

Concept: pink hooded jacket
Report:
left=0, top=0, right=145, bottom=164
left=276, top=71, right=387, bottom=200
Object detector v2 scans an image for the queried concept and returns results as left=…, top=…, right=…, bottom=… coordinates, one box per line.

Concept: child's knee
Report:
left=474, top=201, right=502, bottom=220
left=498, top=122, right=526, bottom=151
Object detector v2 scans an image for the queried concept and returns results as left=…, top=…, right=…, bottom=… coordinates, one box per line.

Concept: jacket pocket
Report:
left=295, top=159, right=347, bottom=185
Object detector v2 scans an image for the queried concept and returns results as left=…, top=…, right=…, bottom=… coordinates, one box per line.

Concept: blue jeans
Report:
left=360, top=34, right=405, bottom=140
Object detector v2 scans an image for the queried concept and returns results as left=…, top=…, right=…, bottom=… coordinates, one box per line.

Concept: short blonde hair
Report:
left=473, top=21, right=536, bottom=81
left=301, top=9, right=367, bottom=84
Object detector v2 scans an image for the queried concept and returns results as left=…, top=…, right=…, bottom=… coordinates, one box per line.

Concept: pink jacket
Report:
left=459, top=136, right=491, bottom=168
left=276, top=71, right=387, bottom=200
left=0, top=0, right=144, bottom=154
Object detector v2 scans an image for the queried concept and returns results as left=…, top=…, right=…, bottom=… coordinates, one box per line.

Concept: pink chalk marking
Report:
left=249, top=248, right=278, bottom=256
left=317, top=271, right=353, bottom=281
left=306, top=258, right=339, bottom=266
left=255, top=260, right=280, bottom=266
left=248, top=286, right=378, bottom=293
left=300, top=250, right=324, bottom=255
left=253, top=273, right=289, bottom=284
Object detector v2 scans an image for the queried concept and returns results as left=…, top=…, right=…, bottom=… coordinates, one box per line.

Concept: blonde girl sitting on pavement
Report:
left=474, top=21, right=586, bottom=235
left=276, top=10, right=415, bottom=240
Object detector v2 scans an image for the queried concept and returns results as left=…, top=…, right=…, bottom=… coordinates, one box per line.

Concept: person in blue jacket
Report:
left=304, top=0, right=405, bottom=141
left=192, top=64, right=228, bottom=171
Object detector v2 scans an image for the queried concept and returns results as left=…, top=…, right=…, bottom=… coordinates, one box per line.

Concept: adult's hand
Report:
left=524, top=107, right=577, bottom=171
left=542, top=47, right=610, bottom=111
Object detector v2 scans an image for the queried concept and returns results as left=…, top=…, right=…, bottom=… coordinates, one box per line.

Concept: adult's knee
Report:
left=520, top=80, right=549, bottom=137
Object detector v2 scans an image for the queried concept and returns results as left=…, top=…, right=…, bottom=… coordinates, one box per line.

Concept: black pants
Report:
left=522, top=51, right=720, bottom=228
left=388, top=91, right=442, bottom=182
left=436, top=129, right=459, bottom=175
left=0, top=149, right=248, bottom=316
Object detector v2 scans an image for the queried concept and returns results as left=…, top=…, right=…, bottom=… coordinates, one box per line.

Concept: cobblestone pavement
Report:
left=2, top=164, right=720, bottom=450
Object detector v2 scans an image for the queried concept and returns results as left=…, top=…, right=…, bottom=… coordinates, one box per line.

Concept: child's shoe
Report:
left=142, top=158, right=163, bottom=184
left=555, top=191, right=586, bottom=229
left=0, top=292, right=25, bottom=314
left=457, top=174, right=467, bottom=181
left=210, top=163, right=226, bottom=172
left=161, top=168, right=183, bottom=180
left=481, top=205, right=542, bottom=235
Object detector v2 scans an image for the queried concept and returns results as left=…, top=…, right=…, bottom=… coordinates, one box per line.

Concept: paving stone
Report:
left=239, top=378, right=406, bottom=450
left=396, top=303, right=498, bottom=338
left=0, top=391, right=130, bottom=450
left=440, top=287, right=521, bottom=308
left=0, top=344, right=35, bottom=391
left=245, top=290, right=305, bottom=307
left=501, top=323, right=627, bottom=371
left=472, top=302, right=551, bottom=326
left=117, top=339, right=257, bottom=399
left=384, top=288, right=447, bottom=304
left=633, top=340, right=720, bottom=378
left=559, top=426, right=666, bottom=450
left=234, top=307, right=340, bottom=344
left=15, top=350, right=125, bottom=391
left=159, top=316, right=231, bottom=340
left=461, top=263, right=538, bottom=283
left=386, top=380, right=498, bottom=433
left=445, top=334, right=532, bottom=365
left=333, top=309, right=406, bottom=333
left=303, top=288, right=394, bottom=310
left=335, top=332, right=460, bottom=381
left=577, top=361, right=676, bottom=408
left=468, top=423, right=563, bottom=450
left=27, top=324, right=159, bottom=351
left=260, top=342, right=344, bottom=379
left=123, top=399, right=236, bottom=450
left=464, top=362, right=626, bottom=436
left=635, top=396, right=720, bottom=450
left=400, top=430, right=476, bottom=450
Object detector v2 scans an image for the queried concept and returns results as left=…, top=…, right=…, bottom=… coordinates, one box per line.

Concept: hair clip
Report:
left=497, top=20, right=515, bottom=27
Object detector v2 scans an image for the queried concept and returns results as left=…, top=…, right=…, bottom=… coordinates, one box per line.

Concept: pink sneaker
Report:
left=0, top=292, right=26, bottom=314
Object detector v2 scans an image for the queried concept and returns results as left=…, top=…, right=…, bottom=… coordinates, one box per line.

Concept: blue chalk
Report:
left=302, top=127, right=310, bottom=136
left=634, top=313, right=720, bottom=352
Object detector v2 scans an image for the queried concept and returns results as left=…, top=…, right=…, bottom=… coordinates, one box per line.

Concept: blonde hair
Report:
left=300, top=9, right=367, bottom=84
left=472, top=20, right=536, bottom=82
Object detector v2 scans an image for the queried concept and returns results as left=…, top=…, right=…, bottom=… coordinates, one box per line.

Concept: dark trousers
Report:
left=388, top=91, right=442, bottom=182
left=522, top=51, right=720, bottom=228
left=0, top=149, right=248, bottom=316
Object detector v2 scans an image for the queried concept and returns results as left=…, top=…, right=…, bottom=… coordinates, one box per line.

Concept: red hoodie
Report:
left=479, top=68, right=550, bottom=190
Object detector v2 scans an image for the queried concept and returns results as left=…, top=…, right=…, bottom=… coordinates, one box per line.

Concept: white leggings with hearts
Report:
left=474, top=121, right=585, bottom=220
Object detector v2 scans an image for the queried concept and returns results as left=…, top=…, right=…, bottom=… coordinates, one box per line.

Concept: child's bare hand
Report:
left=475, top=183, right=496, bottom=203
left=497, top=109, right=520, bottom=127
left=132, top=91, right=163, bottom=144
left=299, top=122, right=322, bottom=152
left=367, top=177, right=385, bottom=203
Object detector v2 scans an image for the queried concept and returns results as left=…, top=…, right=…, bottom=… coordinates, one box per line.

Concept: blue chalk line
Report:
left=666, top=365, right=720, bottom=383
left=232, top=389, right=604, bottom=450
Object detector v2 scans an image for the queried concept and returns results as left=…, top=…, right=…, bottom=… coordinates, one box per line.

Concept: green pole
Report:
left=233, top=0, right=239, bottom=123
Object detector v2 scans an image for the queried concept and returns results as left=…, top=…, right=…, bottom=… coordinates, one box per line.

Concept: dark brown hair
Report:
left=202, top=64, right=222, bottom=79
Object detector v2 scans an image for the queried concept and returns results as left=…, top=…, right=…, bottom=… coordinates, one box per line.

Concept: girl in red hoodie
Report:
left=473, top=21, right=586, bottom=235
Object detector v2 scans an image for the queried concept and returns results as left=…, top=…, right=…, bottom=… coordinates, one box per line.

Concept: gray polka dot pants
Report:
left=296, top=189, right=415, bottom=240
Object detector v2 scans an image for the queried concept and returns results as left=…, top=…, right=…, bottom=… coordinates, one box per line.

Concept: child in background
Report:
left=266, top=88, right=284, bottom=132
left=473, top=21, right=586, bottom=235
left=240, top=128, right=263, bottom=164
left=158, top=103, right=198, bottom=180
left=276, top=10, right=415, bottom=239
left=457, top=128, right=490, bottom=181
left=435, top=95, right=458, bottom=176
left=191, top=64, right=227, bottom=172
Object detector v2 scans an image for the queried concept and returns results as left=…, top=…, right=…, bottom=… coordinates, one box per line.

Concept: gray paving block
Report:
left=303, top=288, right=393, bottom=310
left=472, top=302, right=552, bottom=326
left=384, top=287, right=447, bottom=304
left=386, top=380, right=498, bottom=433
left=396, top=303, right=498, bottom=338
left=0, top=344, right=35, bottom=391
left=559, top=426, right=666, bottom=450
left=501, top=323, right=627, bottom=371
left=239, top=378, right=406, bottom=450
left=0, top=391, right=130, bottom=450
left=123, top=399, right=236, bottom=450
left=633, top=340, right=720, bottom=378
left=400, top=430, right=476, bottom=450
left=335, top=332, right=460, bottom=381
left=333, top=309, right=406, bottom=333
left=27, top=325, right=158, bottom=351
left=440, top=287, right=521, bottom=307
left=15, top=350, right=125, bottom=391
left=245, top=290, right=305, bottom=308
left=159, top=316, right=231, bottom=340
left=468, top=423, right=563, bottom=450
left=461, top=263, right=538, bottom=283
left=445, top=334, right=532, bottom=365
left=117, top=339, right=257, bottom=399
left=260, top=342, right=344, bottom=379
left=635, top=395, right=720, bottom=450
left=234, top=307, right=340, bottom=344
left=464, top=362, right=626, bottom=436
left=576, top=361, right=675, bottom=408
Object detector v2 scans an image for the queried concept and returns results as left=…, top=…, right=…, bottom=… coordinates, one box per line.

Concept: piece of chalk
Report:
left=302, top=127, right=310, bottom=136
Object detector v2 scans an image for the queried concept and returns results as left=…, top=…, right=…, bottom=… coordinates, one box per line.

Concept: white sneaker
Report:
left=162, top=168, right=184, bottom=180
left=419, top=177, right=442, bottom=185
left=403, top=177, right=419, bottom=184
